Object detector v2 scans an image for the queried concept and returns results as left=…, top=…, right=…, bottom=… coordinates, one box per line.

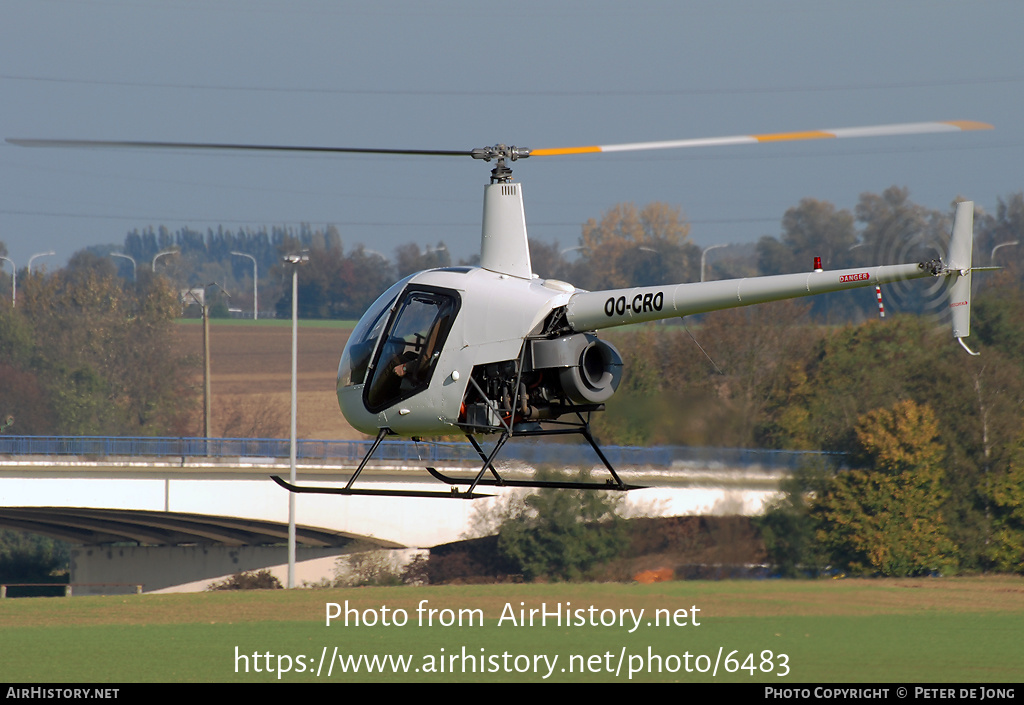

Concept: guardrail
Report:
left=0, top=435, right=843, bottom=471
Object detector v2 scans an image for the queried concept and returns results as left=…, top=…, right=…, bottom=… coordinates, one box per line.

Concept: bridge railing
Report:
left=0, top=435, right=843, bottom=471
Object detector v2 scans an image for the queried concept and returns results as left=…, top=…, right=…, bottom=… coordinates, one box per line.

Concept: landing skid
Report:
left=425, top=466, right=644, bottom=491
left=271, top=423, right=643, bottom=500
left=271, top=474, right=491, bottom=499
left=271, top=428, right=491, bottom=500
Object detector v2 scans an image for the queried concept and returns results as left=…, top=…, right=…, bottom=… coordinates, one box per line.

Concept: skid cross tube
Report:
left=465, top=431, right=510, bottom=495
left=345, top=428, right=389, bottom=490
left=426, top=426, right=646, bottom=491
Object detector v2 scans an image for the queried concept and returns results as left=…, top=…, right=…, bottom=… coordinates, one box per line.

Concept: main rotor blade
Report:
left=5, top=138, right=472, bottom=158
left=8, top=119, right=992, bottom=161
left=527, top=120, right=993, bottom=157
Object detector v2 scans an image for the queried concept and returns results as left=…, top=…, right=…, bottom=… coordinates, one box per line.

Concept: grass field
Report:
left=2, top=578, right=1022, bottom=683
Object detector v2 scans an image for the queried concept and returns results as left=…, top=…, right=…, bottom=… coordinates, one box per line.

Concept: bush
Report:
left=334, top=549, right=405, bottom=587
left=0, top=530, right=69, bottom=583
left=207, top=569, right=282, bottom=590
left=495, top=469, right=628, bottom=582
left=756, top=463, right=833, bottom=578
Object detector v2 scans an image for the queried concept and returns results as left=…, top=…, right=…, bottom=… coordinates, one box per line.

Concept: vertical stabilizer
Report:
left=947, top=201, right=976, bottom=351
left=480, top=182, right=533, bottom=279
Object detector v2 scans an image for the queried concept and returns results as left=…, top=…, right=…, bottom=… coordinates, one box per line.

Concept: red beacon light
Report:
left=813, top=256, right=823, bottom=272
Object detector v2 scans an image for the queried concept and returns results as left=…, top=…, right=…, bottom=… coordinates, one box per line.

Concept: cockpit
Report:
left=337, top=277, right=460, bottom=413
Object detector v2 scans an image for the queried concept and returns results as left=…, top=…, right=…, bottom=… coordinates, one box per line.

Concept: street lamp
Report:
left=283, top=252, right=308, bottom=589
left=185, top=282, right=229, bottom=443
left=701, top=244, right=727, bottom=282
left=110, top=253, right=137, bottom=282
left=153, top=249, right=178, bottom=271
left=230, top=251, right=258, bottom=320
left=28, top=251, right=55, bottom=275
left=424, top=244, right=449, bottom=268
left=0, top=257, right=15, bottom=306
left=991, top=240, right=1019, bottom=264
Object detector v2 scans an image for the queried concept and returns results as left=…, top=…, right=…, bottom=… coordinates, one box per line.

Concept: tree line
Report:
left=2, top=185, right=1016, bottom=326
left=0, top=253, right=195, bottom=437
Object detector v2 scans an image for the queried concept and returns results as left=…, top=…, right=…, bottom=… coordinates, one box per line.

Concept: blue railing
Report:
left=0, top=435, right=842, bottom=471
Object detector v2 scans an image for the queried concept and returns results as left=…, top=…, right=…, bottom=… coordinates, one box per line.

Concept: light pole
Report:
left=283, top=252, right=308, bottom=588
left=111, top=253, right=137, bottom=282
left=183, top=288, right=210, bottom=439
left=701, top=244, right=727, bottom=282
left=203, top=283, right=229, bottom=440
left=28, top=251, right=55, bottom=275
left=231, top=251, right=258, bottom=320
left=991, top=240, right=1019, bottom=264
left=186, top=283, right=229, bottom=444
left=153, top=249, right=178, bottom=271
left=424, top=244, right=449, bottom=268
left=0, top=257, right=15, bottom=306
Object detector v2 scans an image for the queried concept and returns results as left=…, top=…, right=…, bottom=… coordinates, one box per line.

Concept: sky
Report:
left=1, top=0, right=1021, bottom=272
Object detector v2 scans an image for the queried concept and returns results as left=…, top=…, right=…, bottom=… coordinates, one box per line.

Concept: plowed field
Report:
left=174, top=320, right=366, bottom=440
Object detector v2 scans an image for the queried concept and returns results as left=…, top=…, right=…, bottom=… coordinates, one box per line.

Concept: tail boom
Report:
left=566, top=262, right=933, bottom=332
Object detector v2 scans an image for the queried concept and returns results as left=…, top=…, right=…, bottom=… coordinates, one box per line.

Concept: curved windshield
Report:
left=337, top=274, right=415, bottom=388
left=364, top=287, right=460, bottom=412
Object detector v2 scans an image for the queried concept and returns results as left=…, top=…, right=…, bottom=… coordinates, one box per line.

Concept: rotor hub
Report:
left=471, top=144, right=531, bottom=183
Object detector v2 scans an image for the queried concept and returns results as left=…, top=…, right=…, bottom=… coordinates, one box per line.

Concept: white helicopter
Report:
left=9, top=120, right=993, bottom=498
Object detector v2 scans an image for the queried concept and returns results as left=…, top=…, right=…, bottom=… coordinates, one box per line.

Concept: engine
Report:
left=459, top=332, right=623, bottom=431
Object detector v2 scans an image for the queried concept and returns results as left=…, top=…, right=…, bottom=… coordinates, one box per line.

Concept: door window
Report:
left=338, top=274, right=415, bottom=387
left=364, top=288, right=459, bottom=411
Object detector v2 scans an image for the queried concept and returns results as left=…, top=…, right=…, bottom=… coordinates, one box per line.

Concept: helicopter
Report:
left=8, top=120, right=994, bottom=498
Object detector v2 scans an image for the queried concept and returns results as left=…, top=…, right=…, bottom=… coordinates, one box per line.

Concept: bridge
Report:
left=0, top=436, right=837, bottom=593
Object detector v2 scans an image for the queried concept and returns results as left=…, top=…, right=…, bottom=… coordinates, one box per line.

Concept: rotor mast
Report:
left=471, top=145, right=534, bottom=279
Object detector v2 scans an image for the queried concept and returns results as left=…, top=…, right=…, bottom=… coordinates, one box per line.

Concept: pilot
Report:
left=367, top=349, right=419, bottom=406
left=393, top=351, right=427, bottom=382
left=366, top=313, right=449, bottom=407
left=395, top=314, right=448, bottom=384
